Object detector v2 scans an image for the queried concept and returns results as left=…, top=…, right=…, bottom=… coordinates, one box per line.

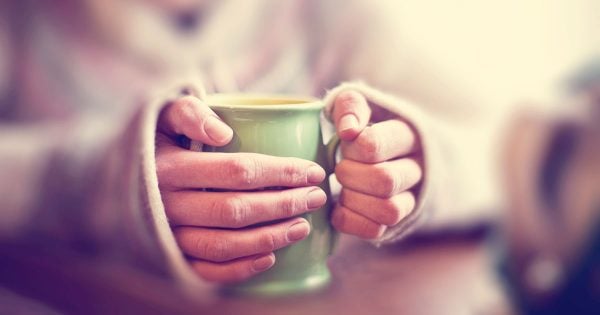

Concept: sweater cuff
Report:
left=323, top=81, right=434, bottom=246
left=138, top=77, right=205, bottom=288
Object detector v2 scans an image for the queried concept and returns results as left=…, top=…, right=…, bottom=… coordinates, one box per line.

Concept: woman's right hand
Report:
left=155, top=95, right=327, bottom=283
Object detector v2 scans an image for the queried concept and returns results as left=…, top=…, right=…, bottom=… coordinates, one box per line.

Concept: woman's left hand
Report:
left=330, top=90, right=423, bottom=239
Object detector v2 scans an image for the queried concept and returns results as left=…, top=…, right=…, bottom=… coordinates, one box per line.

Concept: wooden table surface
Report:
left=0, top=230, right=513, bottom=315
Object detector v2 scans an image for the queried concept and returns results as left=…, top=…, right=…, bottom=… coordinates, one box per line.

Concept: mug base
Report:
left=222, top=264, right=331, bottom=297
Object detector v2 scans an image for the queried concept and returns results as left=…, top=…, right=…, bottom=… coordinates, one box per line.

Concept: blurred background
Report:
left=0, top=0, right=598, bottom=314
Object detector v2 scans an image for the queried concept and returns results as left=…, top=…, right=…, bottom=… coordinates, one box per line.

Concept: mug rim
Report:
left=204, top=93, right=323, bottom=111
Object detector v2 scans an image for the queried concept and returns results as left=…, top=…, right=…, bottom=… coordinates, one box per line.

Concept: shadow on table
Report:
left=0, top=224, right=508, bottom=315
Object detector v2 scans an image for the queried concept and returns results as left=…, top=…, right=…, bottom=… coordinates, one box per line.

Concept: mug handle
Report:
left=325, top=134, right=341, bottom=175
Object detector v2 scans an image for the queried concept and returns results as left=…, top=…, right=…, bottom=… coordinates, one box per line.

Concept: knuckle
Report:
left=378, top=193, right=416, bottom=226
left=336, top=90, right=362, bottom=109
left=397, top=121, right=414, bottom=139
left=396, top=170, right=409, bottom=191
left=199, top=236, right=230, bottom=262
left=358, top=220, right=384, bottom=240
left=257, top=232, right=277, bottom=253
left=278, top=197, right=295, bottom=218
left=174, top=96, right=198, bottom=118
left=373, top=166, right=398, bottom=197
left=355, top=130, right=382, bottom=162
left=226, top=158, right=259, bottom=187
left=397, top=192, right=416, bottom=216
left=280, top=162, right=304, bottom=184
left=411, top=160, right=424, bottom=183
left=176, top=95, right=198, bottom=109
left=278, top=191, right=303, bottom=217
left=221, top=196, right=250, bottom=228
left=381, top=199, right=403, bottom=226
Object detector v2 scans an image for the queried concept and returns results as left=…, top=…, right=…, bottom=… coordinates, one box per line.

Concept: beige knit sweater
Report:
left=0, top=0, right=500, bottom=287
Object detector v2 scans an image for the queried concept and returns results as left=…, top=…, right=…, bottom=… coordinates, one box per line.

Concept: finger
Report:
left=164, top=187, right=326, bottom=228
left=331, top=205, right=386, bottom=239
left=174, top=218, right=310, bottom=262
left=190, top=253, right=275, bottom=283
left=332, top=90, right=372, bottom=141
left=335, top=158, right=422, bottom=198
left=339, top=188, right=415, bottom=226
left=156, top=149, right=326, bottom=190
left=158, top=95, right=233, bottom=146
left=341, top=120, right=418, bottom=163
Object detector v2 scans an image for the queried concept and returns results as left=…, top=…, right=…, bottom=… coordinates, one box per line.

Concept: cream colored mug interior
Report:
left=204, top=94, right=322, bottom=109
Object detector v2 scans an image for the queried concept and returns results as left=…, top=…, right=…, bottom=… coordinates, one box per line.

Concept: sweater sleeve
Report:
left=0, top=112, right=173, bottom=273
left=0, top=78, right=205, bottom=285
left=137, top=79, right=205, bottom=287
left=322, top=81, right=503, bottom=246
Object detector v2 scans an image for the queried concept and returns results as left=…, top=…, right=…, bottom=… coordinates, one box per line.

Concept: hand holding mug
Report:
left=330, top=90, right=423, bottom=239
left=155, top=96, right=327, bottom=283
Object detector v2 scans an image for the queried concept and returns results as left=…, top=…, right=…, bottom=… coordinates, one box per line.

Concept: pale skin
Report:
left=156, top=90, right=422, bottom=283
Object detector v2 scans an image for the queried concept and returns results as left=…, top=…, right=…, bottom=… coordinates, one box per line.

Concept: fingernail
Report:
left=204, top=116, right=233, bottom=143
left=307, top=188, right=327, bottom=209
left=286, top=220, right=310, bottom=242
left=307, top=165, right=326, bottom=184
left=339, top=114, right=358, bottom=132
left=252, top=254, right=275, bottom=272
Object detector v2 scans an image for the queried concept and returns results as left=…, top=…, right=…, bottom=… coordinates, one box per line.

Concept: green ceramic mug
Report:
left=195, top=94, right=339, bottom=296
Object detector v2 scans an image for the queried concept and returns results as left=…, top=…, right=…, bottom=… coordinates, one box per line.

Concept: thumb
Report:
left=332, top=90, right=372, bottom=141
left=158, top=95, right=233, bottom=147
